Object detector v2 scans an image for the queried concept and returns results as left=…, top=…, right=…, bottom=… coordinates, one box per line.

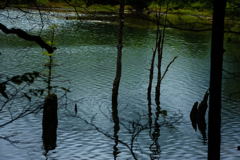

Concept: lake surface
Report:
left=0, top=10, right=240, bottom=159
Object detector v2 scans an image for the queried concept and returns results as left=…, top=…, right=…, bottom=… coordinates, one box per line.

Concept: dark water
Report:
left=0, top=10, right=240, bottom=159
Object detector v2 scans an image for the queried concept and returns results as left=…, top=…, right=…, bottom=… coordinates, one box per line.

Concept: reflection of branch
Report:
left=223, top=69, right=240, bottom=77
left=0, top=132, right=21, bottom=148
left=228, top=91, right=240, bottom=100
left=0, top=102, right=43, bottom=128
left=0, top=23, right=56, bottom=53
left=65, top=105, right=183, bottom=159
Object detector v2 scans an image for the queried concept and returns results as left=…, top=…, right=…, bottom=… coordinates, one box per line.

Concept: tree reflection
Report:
left=65, top=102, right=182, bottom=159
left=112, top=103, right=120, bottom=159
left=148, top=100, right=161, bottom=160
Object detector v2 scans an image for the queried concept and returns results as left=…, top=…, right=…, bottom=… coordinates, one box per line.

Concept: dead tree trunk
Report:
left=112, top=0, right=125, bottom=106
left=208, top=0, right=226, bottom=159
left=155, top=12, right=167, bottom=104
left=42, top=93, right=58, bottom=150
left=147, top=27, right=160, bottom=101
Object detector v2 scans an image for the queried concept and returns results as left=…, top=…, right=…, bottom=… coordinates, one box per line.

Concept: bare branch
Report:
left=160, top=56, right=178, bottom=82
left=0, top=23, right=56, bottom=53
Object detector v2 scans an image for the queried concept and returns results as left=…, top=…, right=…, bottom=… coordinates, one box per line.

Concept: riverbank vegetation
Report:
left=1, top=0, right=240, bottom=21
left=0, top=0, right=222, bottom=17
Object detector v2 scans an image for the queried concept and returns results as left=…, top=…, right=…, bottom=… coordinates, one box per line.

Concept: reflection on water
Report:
left=0, top=10, right=240, bottom=159
left=112, top=103, right=120, bottom=159
left=148, top=100, right=161, bottom=160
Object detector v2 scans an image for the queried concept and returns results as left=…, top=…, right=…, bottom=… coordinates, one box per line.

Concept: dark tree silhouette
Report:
left=0, top=23, right=55, bottom=53
left=208, top=0, right=226, bottom=159
left=112, top=0, right=125, bottom=106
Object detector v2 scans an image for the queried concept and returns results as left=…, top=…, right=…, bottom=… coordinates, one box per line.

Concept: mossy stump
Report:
left=42, top=93, right=58, bottom=150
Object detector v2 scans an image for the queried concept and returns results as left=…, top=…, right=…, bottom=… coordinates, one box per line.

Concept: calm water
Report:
left=0, top=10, right=240, bottom=159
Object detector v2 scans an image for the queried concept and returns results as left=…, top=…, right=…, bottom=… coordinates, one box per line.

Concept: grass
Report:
left=148, top=2, right=213, bottom=17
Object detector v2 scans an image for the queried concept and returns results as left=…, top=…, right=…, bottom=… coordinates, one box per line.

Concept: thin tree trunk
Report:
left=112, top=0, right=125, bottom=106
left=208, top=0, right=226, bottom=159
left=155, top=30, right=162, bottom=104
left=147, top=28, right=160, bottom=101
left=155, top=10, right=167, bottom=103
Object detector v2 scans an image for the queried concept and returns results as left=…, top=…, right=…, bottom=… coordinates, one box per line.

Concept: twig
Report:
left=160, top=56, right=178, bottom=82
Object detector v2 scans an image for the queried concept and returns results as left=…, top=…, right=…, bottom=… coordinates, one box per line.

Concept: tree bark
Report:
left=112, top=0, right=125, bottom=106
left=208, top=0, right=226, bottom=159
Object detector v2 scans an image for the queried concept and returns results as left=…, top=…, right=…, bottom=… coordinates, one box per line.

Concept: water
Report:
left=0, top=10, right=240, bottom=159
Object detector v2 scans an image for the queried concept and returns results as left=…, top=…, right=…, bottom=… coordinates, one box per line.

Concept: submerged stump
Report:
left=42, top=93, right=58, bottom=150
left=190, top=91, right=209, bottom=140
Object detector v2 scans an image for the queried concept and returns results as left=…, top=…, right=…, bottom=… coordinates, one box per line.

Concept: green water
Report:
left=0, top=10, right=240, bottom=159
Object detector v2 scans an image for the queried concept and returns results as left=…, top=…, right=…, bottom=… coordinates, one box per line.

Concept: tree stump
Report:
left=42, top=93, right=58, bottom=150
left=190, top=91, right=209, bottom=138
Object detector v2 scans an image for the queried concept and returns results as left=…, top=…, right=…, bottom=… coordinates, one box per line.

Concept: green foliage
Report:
left=36, top=0, right=50, bottom=5
left=42, top=24, right=58, bottom=95
left=42, top=24, right=70, bottom=94
left=189, top=1, right=213, bottom=11
left=150, top=0, right=213, bottom=10
left=70, top=0, right=86, bottom=6
left=226, top=1, right=240, bottom=20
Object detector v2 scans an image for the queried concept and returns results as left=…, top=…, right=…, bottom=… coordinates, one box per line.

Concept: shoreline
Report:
left=3, top=3, right=212, bottom=19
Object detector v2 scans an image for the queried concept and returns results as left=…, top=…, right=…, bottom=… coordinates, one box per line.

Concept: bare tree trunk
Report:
left=147, top=28, right=160, bottom=101
left=112, top=0, right=125, bottom=106
left=155, top=29, right=162, bottom=104
left=155, top=10, right=167, bottom=104
left=208, top=0, right=226, bottom=159
left=42, top=93, right=58, bottom=150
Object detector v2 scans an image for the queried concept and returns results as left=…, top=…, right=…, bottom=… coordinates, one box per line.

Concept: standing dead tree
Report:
left=147, top=26, right=160, bottom=101
left=112, top=0, right=125, bottom=106
left=147, top=3, right=178, bottom=103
